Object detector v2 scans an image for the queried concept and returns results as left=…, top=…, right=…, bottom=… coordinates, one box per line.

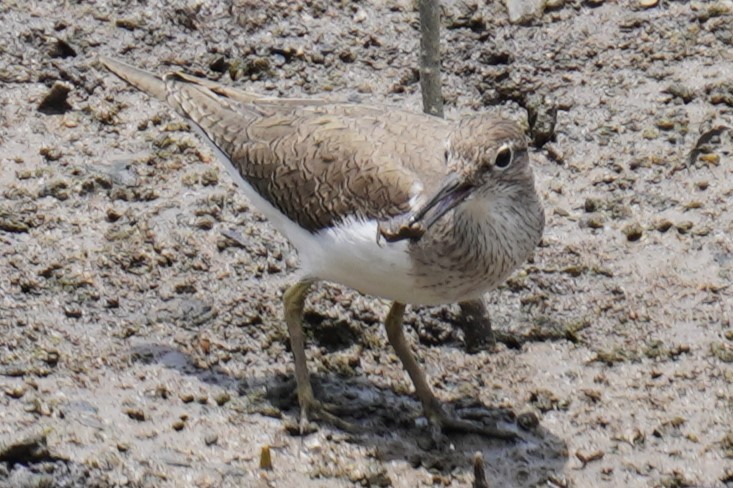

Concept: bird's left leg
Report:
left=283, top=279, right=356, bottom=432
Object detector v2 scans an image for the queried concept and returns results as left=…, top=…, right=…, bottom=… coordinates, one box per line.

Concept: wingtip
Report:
left=97, top=55, right=135, bottom=77
left=98, top=55, right=167, bottom=101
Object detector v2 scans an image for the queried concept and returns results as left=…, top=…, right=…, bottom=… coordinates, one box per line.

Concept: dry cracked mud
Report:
left=1, top=0, right=732, bottom=487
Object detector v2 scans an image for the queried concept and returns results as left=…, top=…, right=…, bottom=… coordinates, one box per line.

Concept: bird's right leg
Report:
left=283, top=280, right=356, bottom=432
left=384, top=301, right=515, bottom=440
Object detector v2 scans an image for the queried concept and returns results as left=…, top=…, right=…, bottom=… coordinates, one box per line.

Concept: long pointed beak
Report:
left=410, top=174, right=474, bottom=230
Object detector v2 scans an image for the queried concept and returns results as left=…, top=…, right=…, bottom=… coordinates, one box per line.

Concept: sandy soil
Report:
left=1, top=0, right=732, bottom=486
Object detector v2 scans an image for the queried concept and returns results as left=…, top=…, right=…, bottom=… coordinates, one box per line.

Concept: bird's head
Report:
left=409, top=116, right=534, bottom=230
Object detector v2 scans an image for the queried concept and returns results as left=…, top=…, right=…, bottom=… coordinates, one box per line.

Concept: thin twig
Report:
left=419, top=0, right=444, bottom=118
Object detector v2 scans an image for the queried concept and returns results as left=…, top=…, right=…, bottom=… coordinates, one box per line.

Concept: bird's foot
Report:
left=296, top=390, right=361, bottom=435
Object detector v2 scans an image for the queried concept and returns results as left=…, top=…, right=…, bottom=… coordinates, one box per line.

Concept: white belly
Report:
left=207, top=136, right=443, bottom=304
left=300, top=217, right=433, bottom=304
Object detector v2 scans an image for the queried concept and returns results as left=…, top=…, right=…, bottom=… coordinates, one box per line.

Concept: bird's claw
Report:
left=297, top=396, right=361, bottom=434
left=377, top=218, right=427, bottom=244
left=424, top=403, right=517, bottom=441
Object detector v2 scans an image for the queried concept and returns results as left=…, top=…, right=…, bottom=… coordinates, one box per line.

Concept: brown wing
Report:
left=228, top=104, right=451, bottom=232
left=101, top=57, right=451, bottom=232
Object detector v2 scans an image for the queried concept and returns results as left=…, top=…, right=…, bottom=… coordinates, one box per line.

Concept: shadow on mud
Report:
left=130, top=342, right=568, bottom=485
left=0, top=429, right=102, bottom=487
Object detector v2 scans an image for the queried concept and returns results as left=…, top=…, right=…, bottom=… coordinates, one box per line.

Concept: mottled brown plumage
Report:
left=99, top=56, right=545, bottom=438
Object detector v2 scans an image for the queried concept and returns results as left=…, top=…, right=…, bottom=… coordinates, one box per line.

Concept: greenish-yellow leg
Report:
left=283, top=280, right=356, bottom=432
left=384, top=301, right=515, bottom=440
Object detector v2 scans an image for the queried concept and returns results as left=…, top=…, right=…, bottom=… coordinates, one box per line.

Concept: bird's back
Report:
left=101, top=57, right=451, bottom=234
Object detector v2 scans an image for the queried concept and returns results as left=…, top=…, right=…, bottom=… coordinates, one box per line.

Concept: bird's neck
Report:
left=452, top=189, right=544, bottom=268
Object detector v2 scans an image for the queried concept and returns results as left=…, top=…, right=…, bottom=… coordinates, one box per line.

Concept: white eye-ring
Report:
left=494, top=144, right=513, bottom=169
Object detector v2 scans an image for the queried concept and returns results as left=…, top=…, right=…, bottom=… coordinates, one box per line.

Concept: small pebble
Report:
left=655, top=219, right=673, bottom=233
left=517, top=410, right=540, bottom=430
left=656, top=118, right=674, bottom=130
left=700, top=153, right=720, bottom=165
left=179, top=393, right=195, bottom=403
left=124, top=408, right=146, bottom=421
left=357, top=83, right=373, bottom=94
left=4, top=386, right=26, bottom=399
left=622, top=222, right=643, bottom=241
left=339, top=50, right=356, bottom=63
left=64, top=307, right=82, bottom=318
left=586, top=215, right=605, bottom=229
left=213, top=392, right=230, bottom=406
left=39, top=147, right=63, bottom=162
left=576, top=449, right=605, bottom=466
left=195, top=216, right=215, bottom=230
left=584, top=197, right=601, bottom=213
left=675, top=221, right=694, bottom=234
left=642, top=127, right=659, bottom=139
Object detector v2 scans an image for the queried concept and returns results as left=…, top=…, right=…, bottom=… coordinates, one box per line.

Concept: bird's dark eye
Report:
left=494, top=145, right=513, bottom=169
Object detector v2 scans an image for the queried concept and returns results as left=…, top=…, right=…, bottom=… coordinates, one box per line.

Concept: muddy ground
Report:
left=1, top=0, right=732, bottom=486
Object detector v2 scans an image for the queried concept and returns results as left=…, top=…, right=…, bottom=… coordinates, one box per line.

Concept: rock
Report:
left=654, top=219, right=673, bottom=233
left=642, top=127, right=659, bottom=139
left=47, top=37, right=76, bottom=59
left=504, top=0, right=545, bottom=24
left=639, top=0, right=658, bottom=7
left=517, top=410, right=541, bottom=430
left=338, top=49, right=356, bottom=63
left=586, top=215, right=605, bottom=229
left=527, top=94, right=557, bottom=147
left=675, top=221, right=694, bottom=234
left=443, top=0, right=485, bottom=30
left=656, top=119, right=675, bottom=131
left=39, top=146, right=63, bottom=162
left=664, top=83, right=695, bottom=103
left=213, top=391, right=231, bottom=406
left=124, top=407, right=146, bottom=421
left=622, top=222, right=643, bottom=241
left=473, top=452, right=489, bottom=488
left=584, top=197, right=602, bottom=213
left=38, top=81, right=72, bottom=115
